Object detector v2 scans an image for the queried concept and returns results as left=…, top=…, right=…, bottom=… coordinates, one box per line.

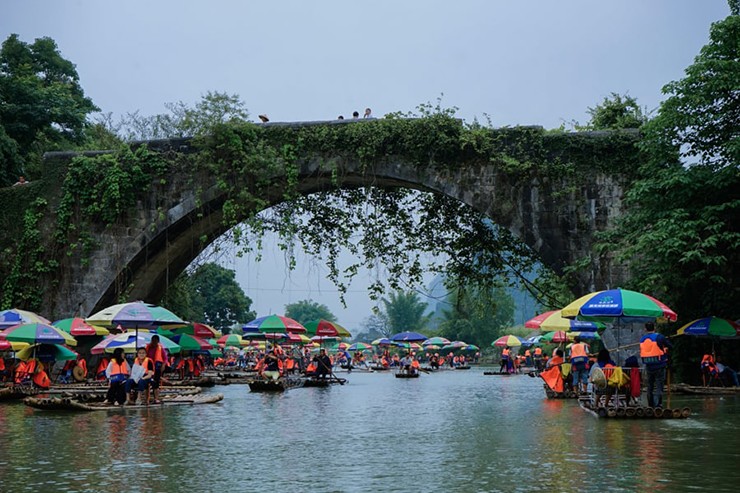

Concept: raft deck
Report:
left=24, top=393, right=224, bottom=411
left=247, top=377, right=305, bottom=392
left=578, top=398, right=691, bottom=419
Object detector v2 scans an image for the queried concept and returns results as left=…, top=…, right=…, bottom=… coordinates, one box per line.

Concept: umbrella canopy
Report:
left=86, top=301, right=187, bottom=329
left=423, top=336, right=451, bottom=346
left=53, top=317, right=110, bottom=337
left=423, top=344, right=441, bottom=351
left=522, top=335, right=543, bottom=347
left=561, top=288, right=677, bottom=323
left=243, top=314, right=307, bottom=334
left=390, top=331, right=428, bottom=342
left=0, top=340, right=29, bottom=351
left=492, top=335, right=523, bottom=347
left=303, top=319, right=350, bottom=338
left=348, top=342, right=373, bottom=351
left=463, top=344, right=480, bottom=351
left=172, top=334, right=213, bottom=351
left=525, top=310, right=604, bottom=332
left=442, top=341, right=468, bottom=351
left=17, top=343, right=77, bottom=362
left=1, top=323, right=77, bottom=346
left=570, top=331, right=601, bottom=341
left=217, top=334, right=247, bottom=348
left=541, top=331, right=569, bottom=343
left=677, top=317, right=740, bottom=338
left=396, top=342, right=424, bottom=351
left=286, top=333, right=312, bottom=345
left=371, top=338, right=394, bottom=346
left=0, top=308, right=51, bottom=329
left=91, top=331, right=180, bottom=354
left=172, top=323, right=222, bottom=338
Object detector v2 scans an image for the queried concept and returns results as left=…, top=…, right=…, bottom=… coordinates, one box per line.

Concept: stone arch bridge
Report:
left=1, top=119, right=640, bottom=318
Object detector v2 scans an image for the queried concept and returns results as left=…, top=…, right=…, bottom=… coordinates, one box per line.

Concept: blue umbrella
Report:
left=390, top=331, right=428, bottom=342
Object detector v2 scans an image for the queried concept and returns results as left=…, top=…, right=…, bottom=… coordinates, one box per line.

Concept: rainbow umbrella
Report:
left=677, top=317, right=740, bottom=338
left=1, top=323, right=77, bottom=346
left=243, top=314, right=307, bottom=334
left=423, top=336, right=451, bottom=346
left=371, top=338, right=394, bottom=346
left=348, top=342, right=373, bottom=351
left=86, top=301, right=187, bottom=330
left=424, top=344, right=441, bottom=351
left=17, top=343, right=77, bottom=362
left=285, top=333, right=312, bottom=345
left=0, top=309, right=51, bottom=329
left=491, top=335, right=523, bottom=347
left=396, top=342, right=423, bottom=351
left=561, top=289, right=677, bottom=323
left=463, top=344, right=480, bottom=351
left=0, top=340, right=29, bottom=351
left=541, top=331, right=570, bottom=343
left=172, top=334, right=213, bottom=352
left=91, top=331, right=180, bottom=354
left=172, top=323, right=222, bottom=338
left=525, top=310, right=604, bottom=332
left=217, top=334, right=247, bottom=348
left=53, top=317, right=110, bottom=336
left=304, top=319, right=351, bottom=338
left=442, top=341, right=468, bottom=351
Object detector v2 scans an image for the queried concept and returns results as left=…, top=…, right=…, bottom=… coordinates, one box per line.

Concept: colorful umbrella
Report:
left=463, top=344, right=480, bottom=351
left=172, top=322, right=222, bottom=338
left=0, top=308, right=51, bottom=329
left=677, top=317, right=740, bottom=338
left=492, top=335, right=523, bottom=347
left=17, top=343, right=77, bottom=362
left=423, top=344, right=441, bottom=351
left=396, top=342, right=424, bottom=350
left=53, top=317, right=110, bottom=336
left=172, top=334, right=213, bottom=351
left=91, top=331, right=180, bottom=354
left=570, top=331, right=601, bottom=340
left=541, top=331, right=569, bottom=343
left=0, top=340, right=29, bottom=351
left=442, top=341, right=468, bottom=351
left=304, top=319, right=351, bottom=338
left=1, top=323, right=77, bottom=346
left=371, top=338, right=394, bottom=346
left=561, top=289, right=677, bottom=323
left=348, top=342, right=373, bottom=351
left=86, top=301, right=187, bottom=329
left=522, top=335, right=543, bottom=346
left=243, top=314, right=307, bottom=334
left=217, top=334, right=247, bottom=348
left=423, top=336, right=451, bottom=346
left=525, top=310, right=604, bottom=332
left=390, top=331, right=428, bottom=342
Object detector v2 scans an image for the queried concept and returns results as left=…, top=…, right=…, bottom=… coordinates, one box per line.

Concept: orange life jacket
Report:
left=146, top=343, right=166, bottom=364
left=109, top=360, right=130, bottom=377
left=502, top=348, right=510, bottom=357
left=548, top=356, right=564, bottom=367
left=77, top=359, right=87, bottom=376
left=14, top=361, right=28, bottom=383
left=33, top=370, right=51, bottom=389
left=570, top=343, right=588, bottom=363
left=306, top=362, right=316, bottom=373
left=134, top=356, right=152, bottom=374
left=640, top=336, right=666, bottom=363
left=525, top=350, right=531, bottom=357
left=411, top=360, right=420, bottom=369
left=534, top=348, right=542, bottom=356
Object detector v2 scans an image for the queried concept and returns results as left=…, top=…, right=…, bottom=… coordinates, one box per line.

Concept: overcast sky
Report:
left=3, top=1, right=731, bottom=330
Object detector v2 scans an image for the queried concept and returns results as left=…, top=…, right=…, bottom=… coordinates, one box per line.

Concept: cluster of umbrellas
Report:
left=365, top=333, right=478, bottom=353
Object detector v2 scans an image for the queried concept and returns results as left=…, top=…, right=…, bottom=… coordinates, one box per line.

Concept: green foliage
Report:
left=584, top=93, right=648, bottom=130
left=436, top=283, right=515, bottom=348
left=284, top=300, right=336, bottom=325
left=164, top=263, right=255, bottom=332
left=381, top=290, right=431, bottom=335
left=0, top=34, right=98, bottom=185
left=602, top=14, right=739, bottom=323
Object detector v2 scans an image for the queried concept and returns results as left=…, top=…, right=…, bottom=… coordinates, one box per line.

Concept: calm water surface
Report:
left=1, top=369, right=739, bottom=493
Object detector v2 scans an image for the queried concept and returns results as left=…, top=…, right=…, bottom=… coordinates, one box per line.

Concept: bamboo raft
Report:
left=578, top=398, right=691, bottom=419
left=543, top=384, right=579, bottom=399
left=483, top=371, right=516, bottom=376
left=455, top=366, right=471, bottom=370
left=394, top=372, right=420, bottom=379
left=247, top=377, right=305, bottom=392
left=670, top=383, right=740, bottom=395
left=23, top=393, right=224, bottom=411
left=304, top=377, right=347, bottom=387
left=370, top=366, right=391, bottom=371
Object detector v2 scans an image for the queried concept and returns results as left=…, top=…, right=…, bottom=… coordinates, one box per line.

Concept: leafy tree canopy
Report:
left=585, top=93, right=648, bottom=130
left=163, top=262, right=255, bottom=333
left=0, top=34, right=98, bottom=185
left=284, top=299, right=336, bottom=326
left=381, top=290, right=431, bottom=335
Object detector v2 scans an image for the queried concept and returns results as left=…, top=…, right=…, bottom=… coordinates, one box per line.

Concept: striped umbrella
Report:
left=541, top=331, right=569, bottom=343
left=217, top=334, right=247, bottom=347
left=1, top=323, right=77, bottom=346
left=371, top=338, right=394, bottom=346
left=423, top=336, right=451, bottom=346
left=17, top=343, right=77, bottom=362
left=390, top=331, right=428, bottom=342
left=91, top=331, right=180, bottom=354
left=561, top=288, right=677, bottom=323
left=348, top=342, right=373, bottom=351
left=0, top=309, right=51, bottom=329
left=172, top=322, right=222, bottom=338
left=243, top=314, right=307, bottom=334
left=86, top=301, right=187, bottom=329
left=525, top=310, right=604, bottom=332
left=677, top=317, right=740, bottom=338
left=491, top=335, right=523, bottom=347
left=53, top=317, right=110, bottom=337
left=172, top=334, right=213, bottom=351
left=304, top=319, right=351, bottom=338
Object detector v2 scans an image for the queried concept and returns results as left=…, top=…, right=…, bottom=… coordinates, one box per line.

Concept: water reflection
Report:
left=0, top=373, right=739, bottom=492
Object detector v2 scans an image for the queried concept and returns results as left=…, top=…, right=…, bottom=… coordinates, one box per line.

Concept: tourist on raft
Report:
left=313, top=348, right=333, bottom=379
left=105, top=348, right=130, bottom=405
left=640, top=322, right=672, bottom=408
left=125, top=347, right=155, bottom=405
left=146, top=335, right=168, bottom=404
left=263, top=345, right=283, bottom=381
left=569, top=336, right=591, bottom=395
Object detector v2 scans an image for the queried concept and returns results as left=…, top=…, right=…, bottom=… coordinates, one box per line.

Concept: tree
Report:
left=605, top=12, right=739, bottom=321
left=0, top=34, right=98, bottom=185
left=381, top=290, right=431, bottom=335
left=585, top=93, right=648, bottom=130
left=354, top=312, right=391, bottom=342
left=284, top=300, right=336, bottom=325
left=436, top=283, right=515, bottom=348
left=163, top=262, right=255, bottom=333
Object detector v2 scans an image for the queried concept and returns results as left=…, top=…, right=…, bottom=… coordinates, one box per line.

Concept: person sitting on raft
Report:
left=263, top=345, right=283, bottom=382
left=125, top=347, right=155, bottom=405
left=589, top=349, right=617, bottom=408
left=105, top=348, right=130, bottom=405
left=400, top=352, right=414, bottom=375
left=546, top=348, right=564, bottom=369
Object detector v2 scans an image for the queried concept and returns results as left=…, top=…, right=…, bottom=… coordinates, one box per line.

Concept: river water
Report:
left=1, top=369, right=739, bottom=493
